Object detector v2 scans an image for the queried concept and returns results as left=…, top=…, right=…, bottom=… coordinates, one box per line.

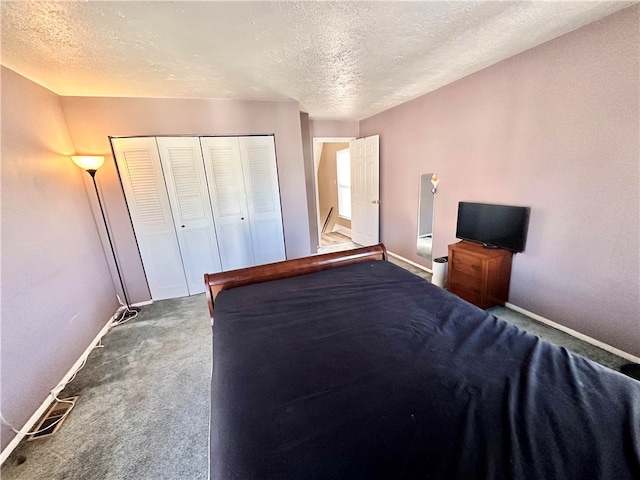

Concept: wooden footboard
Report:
left=204, top=243, right=388, bottom=318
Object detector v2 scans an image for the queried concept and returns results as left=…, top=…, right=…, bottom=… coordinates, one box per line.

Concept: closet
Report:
left=200, top=136, right=286, bottom=270
left=111, top=135, right=285, bottom=300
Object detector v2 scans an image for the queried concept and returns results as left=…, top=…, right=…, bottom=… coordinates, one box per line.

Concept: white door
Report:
left=156, top=137, right=223, bottom=294
left=239, top=136, right=286, bottom=265
left=200, top=137, right=255, bottom=271
left=111, top=137, right=189, bottom=300
left=350, top=135, right=380, bottom=246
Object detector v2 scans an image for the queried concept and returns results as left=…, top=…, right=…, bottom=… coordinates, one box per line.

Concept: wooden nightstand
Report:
left=447, top=240, right=513, bottom=309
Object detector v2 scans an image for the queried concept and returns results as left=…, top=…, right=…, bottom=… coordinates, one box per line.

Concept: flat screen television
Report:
left=455, top=202, right=530, bottom=252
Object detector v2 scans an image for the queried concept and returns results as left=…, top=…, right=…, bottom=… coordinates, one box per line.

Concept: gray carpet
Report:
left=388, top=255, right=432, bottom=282
left=1, top=295, right=212, bottom=480
left=487, top=305, right=628, bottom=371
left=1, top=258, right=630, bottom=479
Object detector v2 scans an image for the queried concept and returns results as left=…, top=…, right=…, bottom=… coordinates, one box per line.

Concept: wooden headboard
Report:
left=204, top=243, right=388, bottom=318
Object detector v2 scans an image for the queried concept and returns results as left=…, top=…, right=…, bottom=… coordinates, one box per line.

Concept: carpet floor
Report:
left=1, top=257, right=631, bottom=479
left=2, top=294, right=212, bottom=480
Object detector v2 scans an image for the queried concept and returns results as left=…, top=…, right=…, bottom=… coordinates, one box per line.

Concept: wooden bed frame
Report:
left=204, top=244, right=387, bottom=317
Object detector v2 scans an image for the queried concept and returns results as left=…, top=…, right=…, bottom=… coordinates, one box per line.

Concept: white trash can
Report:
left=432, top=256, right=448, bottom=288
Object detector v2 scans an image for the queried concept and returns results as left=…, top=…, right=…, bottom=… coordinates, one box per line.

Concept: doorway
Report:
left=313, top=137, right=355, bottom=249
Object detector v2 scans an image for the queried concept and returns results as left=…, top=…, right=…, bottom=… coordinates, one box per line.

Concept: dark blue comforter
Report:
left=210, top=260, right=640, bottom=479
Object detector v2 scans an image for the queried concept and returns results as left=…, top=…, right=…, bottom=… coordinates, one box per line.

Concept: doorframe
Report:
left=312, top=137, right=356, bottom=249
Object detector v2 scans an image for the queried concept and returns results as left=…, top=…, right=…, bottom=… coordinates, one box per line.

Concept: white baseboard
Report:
left=505, top=302, right=640, bottom=364
left=132, top=300, right=153, bottom=307
left=333, top=224, right=352, bottom=237
left=387, top=251, right=432, bottom=274
left=0, top=308, right=121, bottom=465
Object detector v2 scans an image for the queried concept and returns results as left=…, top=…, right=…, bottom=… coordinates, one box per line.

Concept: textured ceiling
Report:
left=1, top=1, right=633, bottom=120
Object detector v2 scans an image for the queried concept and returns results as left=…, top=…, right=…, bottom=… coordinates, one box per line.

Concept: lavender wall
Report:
left=1, top=67, right=118, bottom=450
left=360, top=6, right=640, bottom=356
left=61, top=97, right=312, bottom=303
left=310, top=119, right=359, bottom=139
left=299, top=112, right=318, bottom=251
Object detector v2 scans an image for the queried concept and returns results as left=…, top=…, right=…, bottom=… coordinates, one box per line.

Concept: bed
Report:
left=205, top=244, right=640, bottom=479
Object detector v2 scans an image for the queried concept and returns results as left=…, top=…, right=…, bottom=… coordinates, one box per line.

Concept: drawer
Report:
left=449, top=283, right=483, bottom=307
left=451, top=251, right=483, bottom=276
left=448, top=269, right=482, bottom=292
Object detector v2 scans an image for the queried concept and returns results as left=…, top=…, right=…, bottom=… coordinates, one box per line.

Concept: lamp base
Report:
left=113, top=306, right=141, bottom=326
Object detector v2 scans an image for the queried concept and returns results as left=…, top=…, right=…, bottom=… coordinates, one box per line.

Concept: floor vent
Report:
left=28, top=397, right=78, bottom=440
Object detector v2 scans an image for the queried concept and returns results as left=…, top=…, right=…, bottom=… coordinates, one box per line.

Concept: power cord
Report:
left=1, top=393, right=76, bottom=437
left=111, top=294, right=139, bottom=327
left=1, top=297, right=140, bottom=437
left=1, top=338, right=102, bottom=436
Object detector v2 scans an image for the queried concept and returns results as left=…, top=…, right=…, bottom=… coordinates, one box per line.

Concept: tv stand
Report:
left=447, top=241, right=513, bottom=309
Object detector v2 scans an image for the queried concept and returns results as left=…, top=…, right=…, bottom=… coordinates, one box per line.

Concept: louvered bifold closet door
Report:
left=200, top=137, right=255, bottom=271
left=239, top=136, right=286, bottom=264
left=156, top=137, right=222, bottom=295
left=111, top=137, right=189, bottom=300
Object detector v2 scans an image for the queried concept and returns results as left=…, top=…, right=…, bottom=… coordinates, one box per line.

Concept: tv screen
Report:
left=456, top=202, right=530, bottom=252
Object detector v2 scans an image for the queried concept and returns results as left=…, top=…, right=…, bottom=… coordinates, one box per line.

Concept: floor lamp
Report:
left=72, top=155, right=139, bottom=324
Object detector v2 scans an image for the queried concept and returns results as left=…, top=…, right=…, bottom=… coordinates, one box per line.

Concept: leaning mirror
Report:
left=417, top=173, right=437, bottom=265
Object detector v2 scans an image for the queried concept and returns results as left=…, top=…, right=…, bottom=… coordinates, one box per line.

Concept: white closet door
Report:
left=111, top=137, right=189, bottom=300
left=200, top=137, right=254, bottom=271
left=156, top=137, right=222, bottom=295
left=239, top=136, right=286, bottom=264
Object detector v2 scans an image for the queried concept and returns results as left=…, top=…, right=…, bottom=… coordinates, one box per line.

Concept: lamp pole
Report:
left=87, top=169, right=138, bottom=321
left=72, top=156, right=139, bottom=323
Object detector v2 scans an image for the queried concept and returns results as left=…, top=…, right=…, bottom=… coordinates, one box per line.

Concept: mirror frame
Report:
left=416, top=173, right=436, bottom=267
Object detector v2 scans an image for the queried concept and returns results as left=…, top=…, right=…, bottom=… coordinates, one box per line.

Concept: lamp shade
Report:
left=71, top=155, right=105, bottom=171
left=431, top=174, right=440, bottom=191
